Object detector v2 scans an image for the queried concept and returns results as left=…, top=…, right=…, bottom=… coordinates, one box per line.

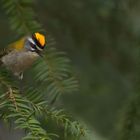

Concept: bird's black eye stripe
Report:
left=32, top=34, right=45, bottom=49
left=30, top=42, right=36, bottom=49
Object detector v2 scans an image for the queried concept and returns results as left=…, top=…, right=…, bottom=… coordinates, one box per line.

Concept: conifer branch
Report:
left=0, top=0, right=86, bottom=139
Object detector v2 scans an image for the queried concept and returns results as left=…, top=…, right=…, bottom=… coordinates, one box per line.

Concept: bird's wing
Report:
left=0, top=47, right=11, bottom=59
left=0, top=47, right=11, bottom=65
left=8, top=37, right=26, bottom=51
left=0, top=37, right=26, bottom=58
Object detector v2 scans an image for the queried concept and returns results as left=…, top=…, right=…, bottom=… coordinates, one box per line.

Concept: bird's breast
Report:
left=1, top=50, right=39, bottom=76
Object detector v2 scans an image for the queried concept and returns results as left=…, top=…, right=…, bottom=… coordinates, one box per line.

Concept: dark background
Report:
left=1, top=0, right=140, bottom=140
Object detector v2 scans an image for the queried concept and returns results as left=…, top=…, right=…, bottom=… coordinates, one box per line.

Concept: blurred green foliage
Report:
left=1, top=0, right=140, bottom=140
left=36, top=0, right=140, bottom=139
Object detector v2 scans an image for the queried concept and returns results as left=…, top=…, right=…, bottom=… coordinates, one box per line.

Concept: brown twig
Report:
left=8, top=87, right=18, bottom=111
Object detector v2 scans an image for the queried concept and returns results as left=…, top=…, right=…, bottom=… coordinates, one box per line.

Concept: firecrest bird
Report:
left=0, top=32, right=46, bottom=79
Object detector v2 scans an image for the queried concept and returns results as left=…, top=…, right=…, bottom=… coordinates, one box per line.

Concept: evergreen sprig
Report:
left=46, top=108, right=85, bottom=138
left=117, top=94, right=140, bottom=140
left=0, top=0, right=85, bottom=139
left=0, top=75, right=85, bottom=140
left=32, top=47, right=79, bottom=104
left=1, top=0, right=43, bottom=35
left=0, top=88, right=55, bottom=140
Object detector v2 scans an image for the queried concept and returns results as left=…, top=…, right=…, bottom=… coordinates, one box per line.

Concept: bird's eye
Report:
left=30, top=42, right=35, bottom=48
left=30, top=42, right=36, bottom=51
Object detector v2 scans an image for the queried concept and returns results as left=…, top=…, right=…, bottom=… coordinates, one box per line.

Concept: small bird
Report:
left=0, top=32, right=46, bottom=79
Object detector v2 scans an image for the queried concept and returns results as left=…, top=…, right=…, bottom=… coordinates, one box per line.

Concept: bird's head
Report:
left=27, top=32, right=46, bottom=56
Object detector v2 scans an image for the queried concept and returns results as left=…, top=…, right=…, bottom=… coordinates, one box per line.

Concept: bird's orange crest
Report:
left=34, top=32, right=45, bottom=47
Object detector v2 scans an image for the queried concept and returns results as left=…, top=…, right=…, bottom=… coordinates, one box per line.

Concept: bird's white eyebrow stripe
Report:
left=28, top=37, right=35, bottom=45
left=28, top=37, right=43, bottom=51
left=36, top=45, right=43, bottom=51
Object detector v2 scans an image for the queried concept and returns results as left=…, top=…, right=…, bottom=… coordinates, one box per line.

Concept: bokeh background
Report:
left=1, top=0, right=140, bottom=140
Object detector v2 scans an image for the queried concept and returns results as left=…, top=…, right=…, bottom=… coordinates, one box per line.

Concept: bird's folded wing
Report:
left=0, top=47, right=11, bottom=59
left=0, top=37, right=26, bottom=59
left=8, top=37, right=26, bottom=51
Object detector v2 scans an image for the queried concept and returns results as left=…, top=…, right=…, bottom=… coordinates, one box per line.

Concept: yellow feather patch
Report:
left=9, top=37, right=26, bottom=51
left=35, top=32, right=45, bottom=47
